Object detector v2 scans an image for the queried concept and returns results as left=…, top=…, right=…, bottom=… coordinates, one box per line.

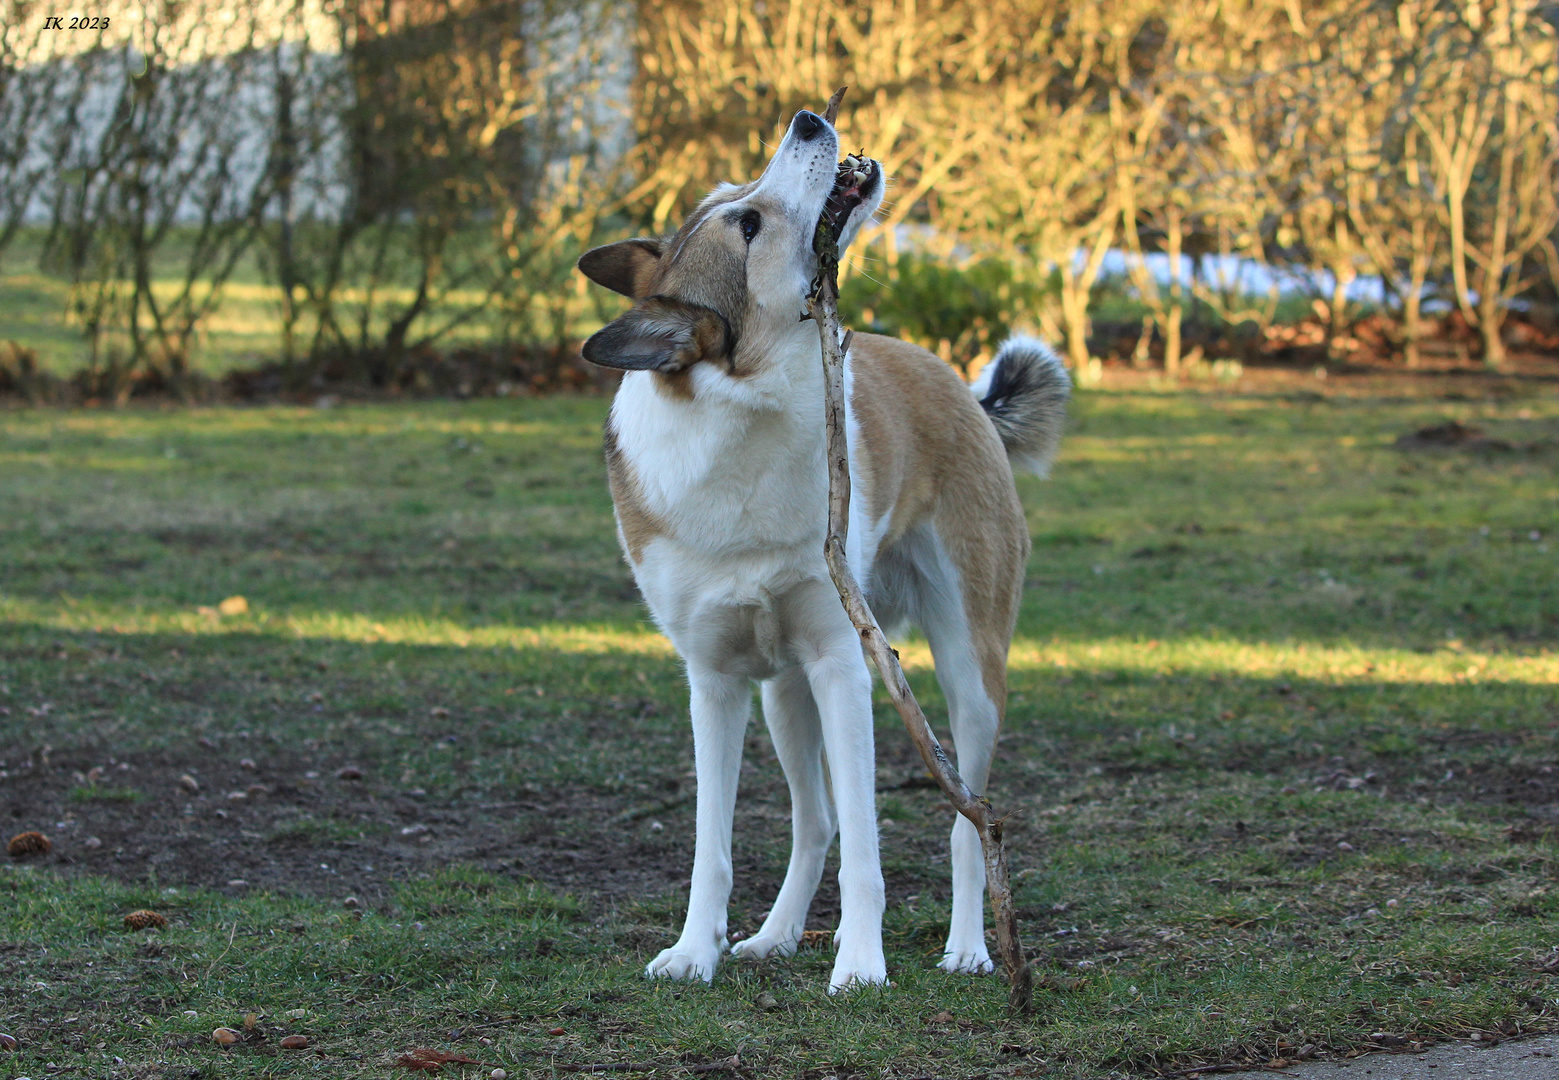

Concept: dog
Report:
left=575, top=108, right=1069, bottom=991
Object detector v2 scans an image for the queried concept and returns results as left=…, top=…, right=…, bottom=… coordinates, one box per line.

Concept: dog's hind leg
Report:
left=731, top=666, right=836, bottom=961
left=919, top=550, right=1006, bottom=976
left=646, top=667, right=751, bottom=983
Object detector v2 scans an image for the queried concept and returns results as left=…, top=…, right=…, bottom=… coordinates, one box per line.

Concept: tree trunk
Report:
left=1163, top=206, right=1184, bottom=375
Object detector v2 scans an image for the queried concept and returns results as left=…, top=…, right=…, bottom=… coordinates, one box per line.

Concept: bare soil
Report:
left=9, top=722, right=1559, bottom=926
left=1, top=735, right=966, bottom=926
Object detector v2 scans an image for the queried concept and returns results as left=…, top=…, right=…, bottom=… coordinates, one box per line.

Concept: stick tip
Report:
left=823, top=86, right=848, bottom=125
left=1009, top=962, right=1035, bottom=1014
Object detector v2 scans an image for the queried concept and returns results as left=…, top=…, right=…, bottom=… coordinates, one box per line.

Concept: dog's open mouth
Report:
left=822, top=151, right=878, bottom=237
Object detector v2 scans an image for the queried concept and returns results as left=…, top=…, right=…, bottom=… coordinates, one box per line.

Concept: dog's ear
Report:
left=577, top=238, right=664, bottom=299
left=581, top=296, right=731, bottom=372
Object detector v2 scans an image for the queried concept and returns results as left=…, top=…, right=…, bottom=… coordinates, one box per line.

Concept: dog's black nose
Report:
left=790, top=110, right=827, bottom=142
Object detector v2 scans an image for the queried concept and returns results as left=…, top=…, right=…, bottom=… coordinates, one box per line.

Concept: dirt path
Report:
left=1224, top=1034, right=1559, bottom=1079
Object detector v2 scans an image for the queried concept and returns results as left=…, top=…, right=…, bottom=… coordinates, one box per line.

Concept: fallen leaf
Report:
left=213, top=1028, right=241, bottom=1046
left=218, top=595, right=249, bottom=616
left=1036, top=974, right=1087, bottom=992
left=397, top=1048, right=482, bottom=1073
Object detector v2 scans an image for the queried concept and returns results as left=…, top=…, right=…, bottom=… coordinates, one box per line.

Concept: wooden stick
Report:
left=821, top=86, right=848, bottom=125
left=806, top=91, right=1033, bottom=1014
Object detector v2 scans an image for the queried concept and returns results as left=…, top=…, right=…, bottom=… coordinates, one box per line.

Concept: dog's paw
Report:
left=827, top=948, right=888, bottom=993
left=938, top=946, right=994, bottom=975
left=729, top=931, right=799, bottom=960
left=645, top=944, right=720, bottom=983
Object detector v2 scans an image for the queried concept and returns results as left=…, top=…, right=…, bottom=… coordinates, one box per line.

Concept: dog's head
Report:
left=578, top=110, right=884, bottom=382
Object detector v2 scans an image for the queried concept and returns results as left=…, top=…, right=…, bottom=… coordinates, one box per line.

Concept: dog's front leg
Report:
left=805, top=645, right=888, bottom=991
left=646, top=668, right=750, bottom=983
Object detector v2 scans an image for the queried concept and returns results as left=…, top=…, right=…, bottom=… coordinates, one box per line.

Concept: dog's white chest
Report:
left=608, top=363, right=859, bottom=674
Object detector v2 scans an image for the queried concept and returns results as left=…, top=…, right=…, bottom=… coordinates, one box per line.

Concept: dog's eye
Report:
left=739, top=211, right=761, bottom=244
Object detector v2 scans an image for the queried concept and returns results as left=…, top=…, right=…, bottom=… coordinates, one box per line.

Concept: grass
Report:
left=2, top=386, right=1558, bottom=1078
left=0, top=230, right=615, bottom=378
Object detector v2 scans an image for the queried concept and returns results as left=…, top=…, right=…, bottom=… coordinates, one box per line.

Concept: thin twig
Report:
left=804, top=88, right=1032, bottom=1014
left=555, top=1058, right=739, bottom=1076
left=608, top=792, right=694, bottom=825
left=202, top=920, right=240, bottom=984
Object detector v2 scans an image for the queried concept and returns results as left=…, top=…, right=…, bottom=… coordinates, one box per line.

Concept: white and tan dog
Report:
left=576, top=108, right=1068, bottom=991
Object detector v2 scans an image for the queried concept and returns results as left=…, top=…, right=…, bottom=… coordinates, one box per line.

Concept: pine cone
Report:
left=123, top=909, right=168, bottom=931
left=6, top=831, right=50, bottom=857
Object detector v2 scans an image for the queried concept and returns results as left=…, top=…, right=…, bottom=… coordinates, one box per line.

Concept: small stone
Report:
left=491, top=1071, right=508, bottom=1080
left=336, top=766, right=363, bottom=780
left=178, top=774, right=200, bottom=794
left=212, top=1028, right=241, bottom=1046
left=227, top=879, right=248, bottom=888
left=83, top=836, right=102, bottom=850
left=0, top=1032, right=17, bottom=1051
left=549, top=1026, right=565, bottom=1036
left=1337, top=841, right=1355, bottom=851
left=239, top=758, right=257, bottom=771
left=225, top=790, right=247, bottom=801
left=280, top=1035, right=310, bottom=1050
left=342, top=896, right=360, bottom=909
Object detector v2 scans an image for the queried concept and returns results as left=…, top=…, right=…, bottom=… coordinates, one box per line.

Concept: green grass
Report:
left=0, top=229, right=618, bottom=377
left=2, top=387, right=1558, bottom=1077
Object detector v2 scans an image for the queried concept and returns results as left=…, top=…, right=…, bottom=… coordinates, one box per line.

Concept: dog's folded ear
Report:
left=577, top=238, right=664, bottom=299
left=581, top=296, right=732, bottom=372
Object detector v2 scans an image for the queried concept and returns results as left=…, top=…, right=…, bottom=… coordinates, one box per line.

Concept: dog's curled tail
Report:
left=970, top=335, right=1071, bottom=476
